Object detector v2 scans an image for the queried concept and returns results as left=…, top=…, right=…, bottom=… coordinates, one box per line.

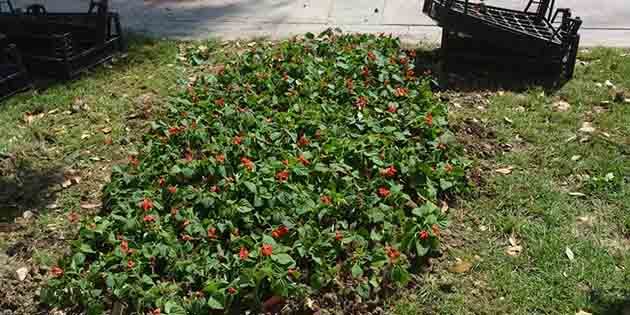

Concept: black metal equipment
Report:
left=0, top=34, right=30, bottom=100
left=0, top=0, right=124, bottom=80
left=422, top=0, right=582, bottom=80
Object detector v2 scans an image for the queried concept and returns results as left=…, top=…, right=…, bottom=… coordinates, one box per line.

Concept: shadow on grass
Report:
left=0, top=155, right=64, bottom=222
left=590, top=288, right=630, bottom=315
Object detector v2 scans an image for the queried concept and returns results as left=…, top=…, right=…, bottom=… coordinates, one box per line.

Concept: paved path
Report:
left=12, top=0, right=630, bottom=46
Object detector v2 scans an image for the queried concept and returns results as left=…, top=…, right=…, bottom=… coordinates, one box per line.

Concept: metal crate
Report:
left=0, top=0, right=124, bottom=79
left=423, top=0, right=582, bottom=79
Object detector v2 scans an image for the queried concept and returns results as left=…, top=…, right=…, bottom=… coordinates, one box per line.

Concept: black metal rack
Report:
left=0, top=34, right=30, bottom=100
left=423, top=0, right=582, bottom=80
left=0, top=0, right=124, bottom=80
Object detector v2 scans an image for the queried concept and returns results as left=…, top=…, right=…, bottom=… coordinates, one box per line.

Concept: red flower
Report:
left=168, top=186, right=177, bottom=193
left=127, top=259, right=135, bottom=269
left=180, top=111, right=188, bottom=117
left=50, top=266, right=64, bottom=278
left=298, top=135, right=310, bottom=147
left=68, top=212, right=80, bottom=224
left=320, top=195, right=332, bottom=205
left=276, top=170, right=289, bottom=182
left=282, top=159, right=289, bottom=166
left=168, top=126, right=180, bottom=136
left=368, top=51, right=376, bottom=61
left=128, top=155, right=140, bottom=166
left=385, top=246, right=401, bottom=262
left=406, top=69, right=415, bottom=79
left=181, top=234, right=193, bottom=241
left=227, top=287, right=237, bottom=294
left=380, top=165, right=397, bottom=178
left=272, top=226, right=289, bottom=238
left=387, top=103, right=397, bottom=113
left=232, top=135, right=242, bottom=145
left=356, top=96, right=368, bottom=110
left=361, top=66, right=370, bottom=78
left=184, top=150, right=193, bottom=162
left=297, top=155, right=310, bottom=166
left=210, top=185, right=220, bottom=193
left=104, top=137, right=113, bottom=145
left=378, top=187, right=390, bottom=198
left=88, top=223, right=96, bottom=230
left=409, top=50, right=417, bottom=58
left=239, top=247, right=249, bottom=260
left=399, top=56, right=409, bottom=65
left=261, top=244, right=273, bottom=256
left=216, top=154, right=225, bottom=164
left=419, top=230, right=430, bottom=240
left=215, top=98, right=225, bottom=107
left=335, top=230, right=343, bottom=241
left=120, top=240, right=129, bottom=253
left=181, top=219, right=191, bottom=228
left=207, top=227, right=217, bottom=239
left=150, top=308, right=161, bottom=315
left=240, top=157, right=254, bottom=171
left=425, top=112, right=433, bottom=126
left=143, top=215, right=155, bottom=223
left=288, top=268, right=298, bottom=278
left=158, top=177, right=165, bottom=187
left=142, top=198, right=153, bottom=211
left=345, top=78, right=354, bottom=91
left=394, top=87, right=409, bottom=97
left=437, top=143, right=447, bottom=150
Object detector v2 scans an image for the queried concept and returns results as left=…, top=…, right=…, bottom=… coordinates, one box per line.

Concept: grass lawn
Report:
left=1, top=35, right=628, bottom=315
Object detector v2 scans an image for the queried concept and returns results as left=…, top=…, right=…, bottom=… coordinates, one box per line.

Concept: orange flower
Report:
left=297, top=155, right=310, bottom=166
left=261, top=244, right=273, bottom=256
left=320, top=195, right=332, bottom=205
left=394, top=87, right=409, bottom=97
left=239, top=247, right=249, bottom=260
left=282, top=159, right=289, bottom=166
left=168, top=126, right=180, bottom=135
left=216, top=154, right=225, bottom=164
left=120, top=240, right=129, bottom=253
left=335, top=230, right=343, bottom=241
left=127, top=259, right=135, bottom=269
left=142, top=198, right=153, bottom=211
left=272, top=226, right=289, bottom=238
left=368, top=51, right=376, bottom=61
left=380, top=165, right=397, bottom=178
left=425, top=112, right=433, bottom=126
left=432, top=224, right=441, bottom=238
left=50, top=266, right=64, bottom=278
left=356, top=96, right=368, bottom=110
left=444, top=163, right=454, bottom=173
left=168, top=186, right=177, bottom=193
left=385, top=246, right=400, bottom=262
left=276, top=170, right=289, bottom=182
left=233, top=135, right=243, bottom=145
left=240, top=157, right=254, bottom=171
left=378, top=187, right=390, bottom=198
left=298, top=135, right=310, bottom=147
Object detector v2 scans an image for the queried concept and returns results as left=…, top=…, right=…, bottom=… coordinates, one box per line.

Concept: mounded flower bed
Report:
left=44, top=30, right=465, bottom=314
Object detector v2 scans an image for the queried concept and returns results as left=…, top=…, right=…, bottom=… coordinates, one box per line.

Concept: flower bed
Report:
left=44, top=30, right=465, bottom=314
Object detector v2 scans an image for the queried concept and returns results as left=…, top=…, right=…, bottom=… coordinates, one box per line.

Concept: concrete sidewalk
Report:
left=12, top=0, right=630, bottom=46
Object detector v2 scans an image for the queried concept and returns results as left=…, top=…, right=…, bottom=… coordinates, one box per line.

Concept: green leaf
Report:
left=207, top=297, right=224, bottom=310
left=165, top=301, right=186, bottom=315
left=243, top=181, right=257, bottom=194
left=351, top=264, right=364, bottom=278
left=271, top=253, right=296, bottom=266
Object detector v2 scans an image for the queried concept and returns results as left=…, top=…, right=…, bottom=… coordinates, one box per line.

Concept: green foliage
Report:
left=43, top=30, right=464, bottom=314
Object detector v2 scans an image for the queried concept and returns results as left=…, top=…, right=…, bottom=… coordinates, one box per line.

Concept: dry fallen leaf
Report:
left=80, top=203, right=103, bottom=210
left=565, top=247, right=575, bottom=261
left=23, top=111, right=45, bottom=125
left=605, top=80, right=615, bottom=89
left=576, top=310, right=592, bottom=315
left=506, top=245, right=523, bottom=257
left=579, top=122, right=596, bottom=133
left=448, top=260, right=473, bottom=273
left=81, top=133, right=91, bottom=140
left=503, top=117, right=513, bottom=124
left=569, top=192, right=586, bottom=197
left=552, top=100, right=571, bottom=112
left=440, top=201, right=449, bottom=214
left=571, top=155, right=582, bottom=161
left=61, top=179, right=73, bottom=188
left=101, top=127, right=112, bottom=134
left=495, top=167, right=513, bottom=175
